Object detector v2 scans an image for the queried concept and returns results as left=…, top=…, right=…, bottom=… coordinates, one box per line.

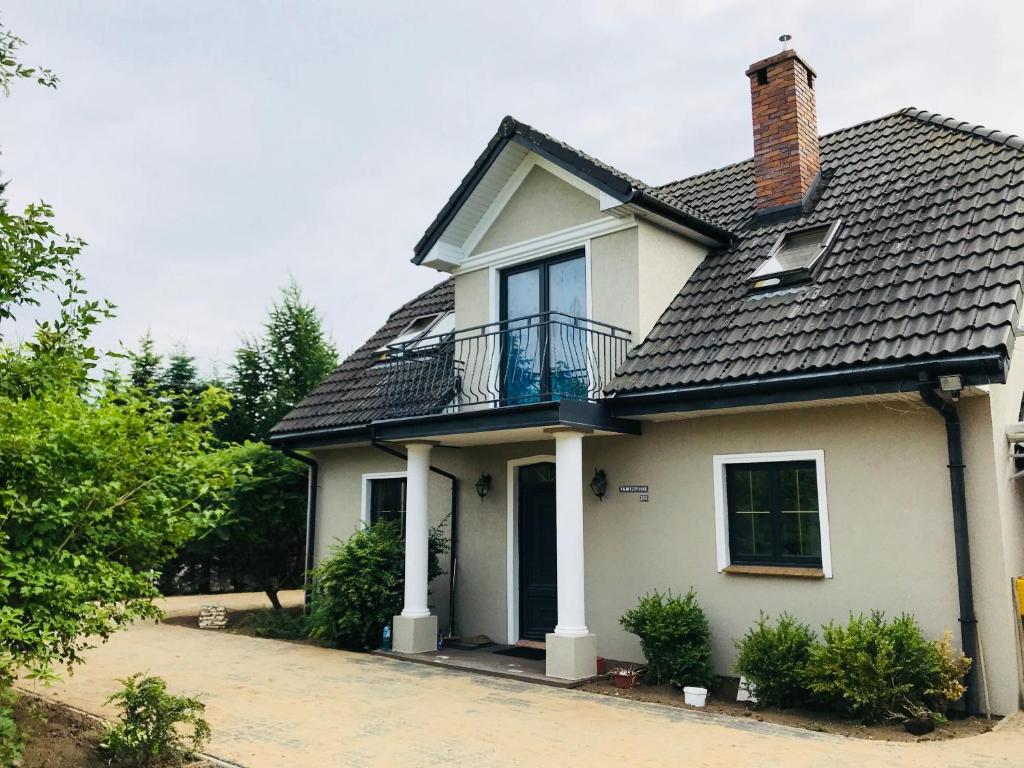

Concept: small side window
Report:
left=368, top=477, right=406, bottom=536
left=714, top=451, right=832, bottom=576
left=726, top=461, right=821, bottom=567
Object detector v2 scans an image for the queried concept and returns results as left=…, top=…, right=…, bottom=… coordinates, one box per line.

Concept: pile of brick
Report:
left=198, top=604, right=228, bottom=630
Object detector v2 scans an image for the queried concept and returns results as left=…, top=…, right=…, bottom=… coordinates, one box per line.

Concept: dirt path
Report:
left=19, top=594, right=1024, bottom=768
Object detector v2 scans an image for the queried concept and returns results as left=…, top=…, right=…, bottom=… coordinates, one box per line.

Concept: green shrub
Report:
left=619, top=590, right=713, bottom=688
left=100, top=674, right=211, bottom=767
left=734, top=612, right=816, bottom=709
left=308, top=519, right=448, bottom=651
left=237, top=608, right=311, bottom=640
left=0, top=682, right=25, bottom=767
left=805, top=612, right=970, bottom=723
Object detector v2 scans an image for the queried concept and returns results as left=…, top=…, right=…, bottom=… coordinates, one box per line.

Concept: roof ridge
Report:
left=657, top=110, right=909, bottom=192
left=508, top=116, right=731, bottom=232
left=656, top=155, right=753, bottom=191
left=899, top=107, right=1024, bottom=152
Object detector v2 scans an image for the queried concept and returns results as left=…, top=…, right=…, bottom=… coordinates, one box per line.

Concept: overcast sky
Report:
left=3, top=1, right=1022, bottom=373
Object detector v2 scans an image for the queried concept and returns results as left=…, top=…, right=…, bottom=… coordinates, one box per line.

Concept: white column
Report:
left=402, top=442, right=432, bottom=618
left=553, top=430, right=588, bottom=637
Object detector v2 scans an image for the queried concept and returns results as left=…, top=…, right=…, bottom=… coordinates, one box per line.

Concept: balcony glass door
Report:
left=500, top=250, right=586, bottom=404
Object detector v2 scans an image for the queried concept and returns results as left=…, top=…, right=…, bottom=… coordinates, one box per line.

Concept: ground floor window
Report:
left=364, top=474, right=407, bottom=535
left=713, top=451, right=832, bottom=576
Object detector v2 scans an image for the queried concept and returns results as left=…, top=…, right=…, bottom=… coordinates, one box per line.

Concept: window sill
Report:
left=722, top=565, right=825, bottom=579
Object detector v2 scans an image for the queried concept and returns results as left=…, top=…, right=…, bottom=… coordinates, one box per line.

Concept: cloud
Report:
left=2, top=0, right=1021, bottom=374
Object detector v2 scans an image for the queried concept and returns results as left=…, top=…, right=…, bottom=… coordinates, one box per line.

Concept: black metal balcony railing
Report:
left=380, top=312, right=631, bottom=419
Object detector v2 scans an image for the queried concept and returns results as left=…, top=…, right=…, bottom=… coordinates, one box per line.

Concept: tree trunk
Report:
left=198, top=558, right=212, bottom=594
left=266, top=588, right=282, bottom=610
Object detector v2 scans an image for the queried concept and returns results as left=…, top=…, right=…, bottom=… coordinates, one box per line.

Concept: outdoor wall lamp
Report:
left=590, top=469, right=608, bottom=500
left=475, top=472, right=492, bottom=499
left=939, top=374, right=963, bottom=401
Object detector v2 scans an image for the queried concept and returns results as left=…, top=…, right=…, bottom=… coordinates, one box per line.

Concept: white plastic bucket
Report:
left=683, top=686, right=708, bottom=707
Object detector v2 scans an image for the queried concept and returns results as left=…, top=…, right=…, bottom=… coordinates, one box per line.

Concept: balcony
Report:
left=380, top=312, right=631, bottom=420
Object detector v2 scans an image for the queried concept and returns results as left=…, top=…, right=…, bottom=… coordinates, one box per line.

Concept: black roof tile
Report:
left=611, top=108, right=1024, bottom=393
left=273, top=107, right=1024, bottom=436
left=271, top=279, right=454, bottom=436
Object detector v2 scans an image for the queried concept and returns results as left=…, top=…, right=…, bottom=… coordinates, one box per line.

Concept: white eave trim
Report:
left=422, top=151, right=626, bottom=272
left=602, top=197, right=722, bottom=247
left=420, top=241, right=464, bottom=271
left=454, top=215, right=636, bottom=275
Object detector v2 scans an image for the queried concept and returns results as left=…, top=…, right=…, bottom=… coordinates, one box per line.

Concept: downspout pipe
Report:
left=918, top=379, right=980, bottom=715
left=371, top=434, right=460, bottom=639
left=281, top=447, right=319, bottom=613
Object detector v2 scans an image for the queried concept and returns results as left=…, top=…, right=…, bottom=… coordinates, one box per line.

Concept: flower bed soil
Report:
left=578, top=677, right=995, bottom=742
left=16, top=694, right=216, bottom=767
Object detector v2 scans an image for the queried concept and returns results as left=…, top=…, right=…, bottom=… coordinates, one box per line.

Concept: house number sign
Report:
left=618, top=485, right=650, bottom=502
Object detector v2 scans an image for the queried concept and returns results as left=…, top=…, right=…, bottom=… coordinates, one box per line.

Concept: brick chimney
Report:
left=746, top=49, right=820, bottom=212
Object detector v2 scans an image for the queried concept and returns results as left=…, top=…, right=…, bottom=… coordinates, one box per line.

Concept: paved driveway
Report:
left=20, top=594, right=1024, bottom=768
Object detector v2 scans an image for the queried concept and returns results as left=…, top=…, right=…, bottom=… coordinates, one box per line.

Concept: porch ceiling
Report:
left=371, top=399, right=641, bottom=447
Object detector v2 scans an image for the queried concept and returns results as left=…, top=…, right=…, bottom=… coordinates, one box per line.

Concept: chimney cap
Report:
left=745, top=48, right=817, bottom=79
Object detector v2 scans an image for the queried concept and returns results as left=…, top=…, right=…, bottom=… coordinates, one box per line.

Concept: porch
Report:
left=379, top=310, right=636, bottom=681
left=390, top=431, right=605, bottom=680
left=374, top=644, right=609, bottom=689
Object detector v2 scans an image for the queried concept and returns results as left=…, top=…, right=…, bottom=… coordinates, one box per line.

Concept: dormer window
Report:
left=374, top=312, right=454, bottom=362
left=748, top=221, right=841, bottom=290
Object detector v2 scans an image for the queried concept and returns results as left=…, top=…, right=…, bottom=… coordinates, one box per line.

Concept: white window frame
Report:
left=360, top=471, right=408, bottom=527
left=712, top=450, right=833, bottom=577
left=748, top=219, right=842, bottom=284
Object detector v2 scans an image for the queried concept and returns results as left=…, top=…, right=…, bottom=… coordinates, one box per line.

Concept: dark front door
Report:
left=518, top=462, right=557, bottom=641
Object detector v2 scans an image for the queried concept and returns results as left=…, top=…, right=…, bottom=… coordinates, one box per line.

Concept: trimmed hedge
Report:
left=734, top=610, right=971, bottom=723
left=620, top=590, right=714, bottom=688
left=805, top=612, right=969, bottom=723
left=734, top=612, right=816, bottom=709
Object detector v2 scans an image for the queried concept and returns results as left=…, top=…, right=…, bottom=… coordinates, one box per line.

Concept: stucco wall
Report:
left=453, top=268, right=489, bottom=330
left=471, top=166, right=601, bottom=256
left=581, top=404, right=957, bottom=672
left=590, top=227, right=639, bottom=337
left=310, top=394, right=1024, bottom=711
left=636, top=220, right=708, bottom=342
left=967, top=334, right=1024, bottom=711
left=311, top=447, right=456, bottom=632
left=453, top=164, right=709, bottom=352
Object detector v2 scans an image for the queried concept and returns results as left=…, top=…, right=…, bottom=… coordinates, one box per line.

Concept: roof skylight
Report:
left=374, top=312, right=455, bottom=363
left=748, top=220, right=841, bottom=289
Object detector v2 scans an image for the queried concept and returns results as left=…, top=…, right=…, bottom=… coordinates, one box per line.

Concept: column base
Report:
left=392, top=614, right=437, bottom=654
left=545, top=632, right=597, bottom=680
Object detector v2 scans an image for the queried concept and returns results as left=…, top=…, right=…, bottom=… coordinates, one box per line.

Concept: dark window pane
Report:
left=548, top=257, right=585, bottom=317
left=731, top=468, right=770, bottom=513
left=503, top=269, right=541, bottom=404
left=369, top=478, right=406, bottom=532
left=779, top=464, right=818, bottom=512
left=732, top=511, right=774, bottom=558
left=548, top=257, right=587, bottom=400
left=727, top=461, right=821, bottom=567
left=781, top=512, right=821, bottom=558
left=520, top=463, right=556, bottom=485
